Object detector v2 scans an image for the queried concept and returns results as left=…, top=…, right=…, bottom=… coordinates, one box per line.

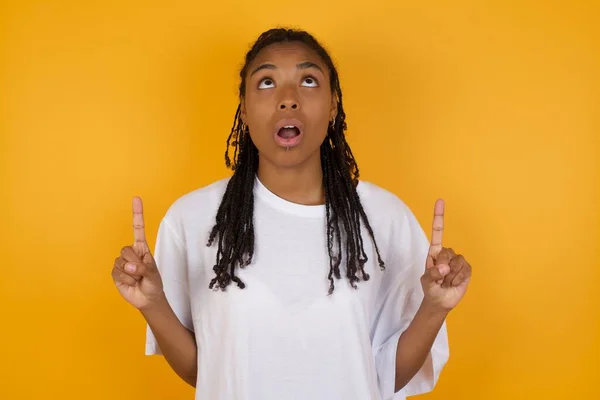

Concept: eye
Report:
left=258, top=77, right=275, bottom=89
left=301, top=76, right=319, bottom=87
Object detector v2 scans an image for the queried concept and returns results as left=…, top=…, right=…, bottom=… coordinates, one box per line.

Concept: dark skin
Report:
left=394, top=199, right=472, bottom=391
left=238, top=42, right=473, bottom=391
left=111, top=41, right=472, bottom=392
left=240, top=42, right=337, bottom=206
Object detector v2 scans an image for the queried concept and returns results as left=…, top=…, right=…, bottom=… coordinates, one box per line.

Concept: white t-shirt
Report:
left=145, top=176, right=449, bottom=400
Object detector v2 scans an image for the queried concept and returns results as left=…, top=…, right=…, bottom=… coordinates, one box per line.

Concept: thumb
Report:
left=423, top=263, right=450, bottom=284
left=125, top=260, right=157, bottom=279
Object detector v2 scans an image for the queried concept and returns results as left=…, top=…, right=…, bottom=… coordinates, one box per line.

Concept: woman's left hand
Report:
left=420, top=199, right=472, bottom=312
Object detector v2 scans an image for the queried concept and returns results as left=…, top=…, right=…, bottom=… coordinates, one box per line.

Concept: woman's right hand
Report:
left=112, top=196, right=165, bottom=311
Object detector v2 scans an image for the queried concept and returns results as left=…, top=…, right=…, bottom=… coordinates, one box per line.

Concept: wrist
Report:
left=138, top=292, right=168, bottom=315
left=419, top=299, right=451, bottom=320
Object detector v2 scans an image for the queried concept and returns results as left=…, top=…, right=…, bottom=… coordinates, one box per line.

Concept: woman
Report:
left=111, top=27, right=472, bottom=400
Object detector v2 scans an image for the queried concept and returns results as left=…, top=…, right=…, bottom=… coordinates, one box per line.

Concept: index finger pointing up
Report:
left=132, top=196, right=147, bottom=246
left=429, top=198, right=445, bottom=257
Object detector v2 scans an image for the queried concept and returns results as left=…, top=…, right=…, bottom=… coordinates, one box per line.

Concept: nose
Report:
left=279, top=101, right=298, bottom=110
left=277, top=87, right=300, bottom=111
left=278, top=99, right=299, bottom=110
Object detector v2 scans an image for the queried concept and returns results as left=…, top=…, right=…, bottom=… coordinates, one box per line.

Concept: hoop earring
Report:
left=330, top=119, right=335, bottom=129
left=241, top=122, right=247, bottom=132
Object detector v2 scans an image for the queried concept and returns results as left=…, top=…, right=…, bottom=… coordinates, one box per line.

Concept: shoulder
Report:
left=358, top=180, right=430, bottom=276
left=168, top=177, right=230, bottom=213
left=161, top=176, right=230, bottom=230
left=357, top=179, right=428, bottom=253
left=357, top=180, right=413, bottom=222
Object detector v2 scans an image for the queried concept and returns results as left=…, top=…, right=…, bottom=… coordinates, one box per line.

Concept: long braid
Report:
left=207, top=105, right=258, bottom=290
left=208, top=28, right=385, bottom=293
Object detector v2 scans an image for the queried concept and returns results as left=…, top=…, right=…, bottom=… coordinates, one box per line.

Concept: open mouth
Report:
left=273, top=118, right=305, bottom=148
left=277, top=125, right=301, bottom=139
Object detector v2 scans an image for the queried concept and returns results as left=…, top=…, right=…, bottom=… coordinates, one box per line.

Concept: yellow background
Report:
left=1, top=0, right=598, bottom=399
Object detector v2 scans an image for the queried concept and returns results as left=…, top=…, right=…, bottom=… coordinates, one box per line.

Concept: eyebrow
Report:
left=250, top=61, right=324, bottom=76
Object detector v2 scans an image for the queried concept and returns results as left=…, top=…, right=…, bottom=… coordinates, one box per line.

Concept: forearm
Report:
left=394, top=300, right=448, bottom=392
left=141, top=297, right=198, bottom=387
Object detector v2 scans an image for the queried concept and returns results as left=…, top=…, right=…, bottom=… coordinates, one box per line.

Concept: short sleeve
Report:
left=144, top=215, right=193, bottom=356
left=371, top=204, right=449, bottom=399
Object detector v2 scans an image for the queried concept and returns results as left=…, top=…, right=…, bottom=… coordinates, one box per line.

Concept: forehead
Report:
left=248, top=41, right=326, bottom=71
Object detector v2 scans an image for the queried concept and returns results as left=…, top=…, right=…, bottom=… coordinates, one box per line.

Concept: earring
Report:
left=330, top=118, right=335, bottom=129
left=241, top=122, right=247, bottom=132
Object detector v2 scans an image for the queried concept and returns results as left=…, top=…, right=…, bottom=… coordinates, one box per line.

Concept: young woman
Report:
left=112, top=28, right=472, bottom=400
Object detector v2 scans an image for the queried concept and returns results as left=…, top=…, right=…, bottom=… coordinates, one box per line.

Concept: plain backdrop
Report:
left=1, top=0, right=599, bottom=399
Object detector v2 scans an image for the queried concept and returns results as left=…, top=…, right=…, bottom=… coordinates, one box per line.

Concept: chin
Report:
left=259, top=146, right=319, bottom=170
left=274, top=152, right=309, bottom=168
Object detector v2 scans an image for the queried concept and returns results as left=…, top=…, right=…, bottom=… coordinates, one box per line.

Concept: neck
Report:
left=256, top=153, right=325, bottom=206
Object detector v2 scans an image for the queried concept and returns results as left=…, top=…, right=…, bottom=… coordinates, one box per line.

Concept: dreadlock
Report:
left=207, top=27, right=385, bottom=294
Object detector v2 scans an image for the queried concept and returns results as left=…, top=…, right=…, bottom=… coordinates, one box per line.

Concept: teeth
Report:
left=283, top=125, right=296, bottom=129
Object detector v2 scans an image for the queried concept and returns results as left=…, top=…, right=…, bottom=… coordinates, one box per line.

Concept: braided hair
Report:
left=207, top=28, right=385, bottom=294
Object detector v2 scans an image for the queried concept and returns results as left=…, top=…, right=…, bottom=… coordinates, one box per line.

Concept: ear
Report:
left=330, top=93, right=338, bottom=122
left=240, top=97, right=247, bottom=124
